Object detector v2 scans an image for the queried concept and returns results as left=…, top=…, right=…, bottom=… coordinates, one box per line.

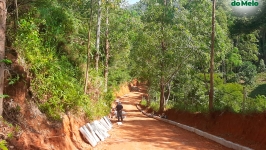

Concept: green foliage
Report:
left=0, top=94, right=9, bottom=98
left=227, top=47, right=242, bottom=67
left=169, top=72, right=266, bottom=113
left=107, top=9, right=134, bottom=87
left=239, top=61, right=257, bottom=84
left=7, top=132, right=13, bottom=138
left=13, top=4, right=108, bottom=120
left=131, top=0, right=264, bottom=114
left=244, top=95, right=266, bottom=113
left=140, top=98, right=148, bottom=107
left=0, top=140, right=8, bottom=150
left=142, top=88, right=160, bottom=112
left=215, top=83, right=243, bottom=112
left=258, top=59, right=265, bottom=73
left=149, top=101, right=160, bottom=112
left=0, top=59, right=12, bottom=65
left=85, top=88, right=115, bottom=120
left=169, top=73, right=223, bottom=112
left=7, top=0, right=264, bottom=120
left=8, top=74, right=20, bottom=85
left=230, top=0, right=266, bottom=34
left=236, top=33, right=259, bottom=62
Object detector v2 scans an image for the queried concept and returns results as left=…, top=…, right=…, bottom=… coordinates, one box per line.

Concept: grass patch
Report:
left=140, top=98, right=148, bottom=107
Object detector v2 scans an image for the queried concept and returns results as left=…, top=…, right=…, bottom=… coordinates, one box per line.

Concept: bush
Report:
left=215, top=83, right=243, bottom=112
left=149, top=101, right=160, bottom=112
left=243, top=95, right=266, bottom=113
left=140, top=98, right=148, bottom=107
left=169, top=73, right=223, bottom=112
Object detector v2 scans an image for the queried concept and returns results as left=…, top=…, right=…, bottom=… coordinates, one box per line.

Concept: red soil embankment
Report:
left=165, top=109, right=266, bottom=150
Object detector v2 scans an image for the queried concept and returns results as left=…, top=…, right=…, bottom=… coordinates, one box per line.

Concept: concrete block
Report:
left=90, top=122, right=105, bottom=141
left=183, top=125, right=195, bottom=132
left=195, top=129, right=204, bottom=136
left=100, top=118, right=111, bottom=130
left=225, top=141, right=237, bottom=149
left=94, top=121, right=110, bottom=138
left=79, top=126, right=97, bottom=147
left=85, top=123, right=100, bottom=143
left=207, top=134, right=225, bottom=146
left=241, top=146, right=253, bottom=150
left=103, top=116, right=112, bottom=128
left=95, top=120, right=108, bottom=132
left=83, top=126, right=98, bottom=144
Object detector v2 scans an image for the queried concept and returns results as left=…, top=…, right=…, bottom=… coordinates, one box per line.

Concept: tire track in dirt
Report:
left=94, top=87, right=231, bottom=150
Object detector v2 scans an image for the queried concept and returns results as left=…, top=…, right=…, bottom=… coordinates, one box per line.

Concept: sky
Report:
left=127, top=0, right=140, bottom=5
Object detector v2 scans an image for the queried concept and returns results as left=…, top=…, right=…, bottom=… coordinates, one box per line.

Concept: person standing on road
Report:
left=116, top=101, right=123, bottom=122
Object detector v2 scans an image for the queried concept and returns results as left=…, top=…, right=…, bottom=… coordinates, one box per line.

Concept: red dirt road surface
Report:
left=95, top=89, right=231, bottom=150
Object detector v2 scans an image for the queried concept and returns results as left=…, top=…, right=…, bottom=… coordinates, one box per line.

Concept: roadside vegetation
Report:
left=134, top=0, right=266, bottom=114
left=0, top=0, right=266, bottom=146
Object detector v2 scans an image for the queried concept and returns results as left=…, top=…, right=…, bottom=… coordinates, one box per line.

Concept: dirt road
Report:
left=94, top=88, right=231, bottom=150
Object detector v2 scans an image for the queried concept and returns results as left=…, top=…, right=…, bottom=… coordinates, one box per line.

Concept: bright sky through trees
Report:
left=127, top=0, right=139, bottom=4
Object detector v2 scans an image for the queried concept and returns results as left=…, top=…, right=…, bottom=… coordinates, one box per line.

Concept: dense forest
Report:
left=0, top=0, right=266, bottom=148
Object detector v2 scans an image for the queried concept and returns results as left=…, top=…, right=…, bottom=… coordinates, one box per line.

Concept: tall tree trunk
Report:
left=164, top=82, right=171, bottom=105
left=209, top=0, right=216, bottom=112
left=159, top=0, right=167, bottom=113
left=0, top=0, right=6, bottom=116
left=84, top=0, right=94, bottom=94
left=15, top=0, right=18, bottom=20
left=242, top=86, right=246, bottom=112
left=104, top=1, right=109, bottom=92
left=95, top=0, right=102, bottom=72
left=14, top=0, right=18, bottom=30
left=159, top=78, right=165, bottom=113
left=159, top=41, right=166, bottom=113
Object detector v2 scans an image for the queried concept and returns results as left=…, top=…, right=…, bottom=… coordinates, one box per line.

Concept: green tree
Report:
left=107, top=8, right=134, bottom=87
left=239, top=61, right=257, bottom=84
left=95, top=0, right=102, bottom=71
left=234, top=33, right=259, bottom=62
left=226, top=47, right=242, bottom=76
left=84, top=0, right=94, bottom=94
left=104, top=0, right=110, bottom=92
left=182, top=0, right=232, bottom=112
left=133, top=0, right=196, bottom=113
